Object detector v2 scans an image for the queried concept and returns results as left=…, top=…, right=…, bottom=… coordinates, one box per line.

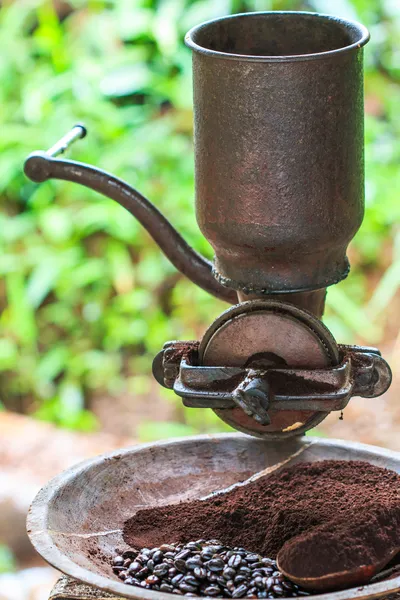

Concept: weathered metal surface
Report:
left=152, top=301, right=391, bottom=438
left=186, top=12, right=369, bottom=294
left=24, top=139, right=237, bottom=305
left=28, top=435, right=400, bottom=600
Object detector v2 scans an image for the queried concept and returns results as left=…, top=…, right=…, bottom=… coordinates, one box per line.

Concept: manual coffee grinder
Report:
left=25, top=12, right=398, bottom=600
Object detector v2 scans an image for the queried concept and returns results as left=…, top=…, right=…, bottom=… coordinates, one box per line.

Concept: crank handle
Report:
left=23, top=125, right=236, bottom=304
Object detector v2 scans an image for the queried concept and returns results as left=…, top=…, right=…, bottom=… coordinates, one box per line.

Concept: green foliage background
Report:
left=1, top=0, right=399, bottom=436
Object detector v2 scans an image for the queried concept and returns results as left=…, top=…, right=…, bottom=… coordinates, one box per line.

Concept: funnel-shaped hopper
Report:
left=186, top=12, right=369, bottom=295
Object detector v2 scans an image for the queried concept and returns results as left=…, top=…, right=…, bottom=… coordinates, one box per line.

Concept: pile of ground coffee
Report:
left=123, top=460, right=400, bottom=581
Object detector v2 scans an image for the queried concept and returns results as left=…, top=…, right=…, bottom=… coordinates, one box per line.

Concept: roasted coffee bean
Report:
left=203, top=585, right=221, bottom=596
left=172, top=573, right=185, bottom=586
left=176, top=549, right=192, bottom=560
left=146, top=575, right=159, bottom=585
left=258, top=591, right=268, bottom=598
left=154, top=550, right=163, bottom=563
left=223, top=567, right=236, bottom=580
left=179, top=582, right=198, bottom=593
left=112, top=566, right=125, bottom=574
left=186, top=542, right=202, bottom=551
left=169, top=567, right=178, bottom=577
left=137, top=567, right=149, bottom=578
left=123, top=558, right=131, bottom=567
left=160, top=544, right=175, bottom=553
left=146, top=559, right=154, bottom=571
left=124, top=576, right=135, bottom=585
left=206, top=558, right=225, bottom=572
left=265, top=577, right=274, bottom=590
left=113, top=556, right=124, bottom=566
left=207, top=572, right=218, bottom=582
left=186, top=556, right=203, bottom=569
left=232, top=584, right=248, bottom=598
left=282, top=581, right=295, bottom=591
left=154, top=563, right=169, bottom=577
left=273, top=584, right=284, bottom=595
left=160, top=583, right=174, bottom=592
left=246, top=554, right=260, bottom=563
left=175, top=559, right=187, bottom=573
left=183, top=574, right=199, bottom=587
left=228, top=555, right=242, bottom=568
left=234, top=575, right=247, bottom=585
left=128, top=561, right=142, bottom=574
left=238, top=566, right=251, bottom=576
left=194, top=567, right=207, bottom=579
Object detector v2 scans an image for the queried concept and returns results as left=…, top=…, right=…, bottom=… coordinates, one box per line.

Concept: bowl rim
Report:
left=27, top=433, right=400, bottom=600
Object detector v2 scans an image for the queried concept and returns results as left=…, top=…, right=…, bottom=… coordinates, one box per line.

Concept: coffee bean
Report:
left=238, top=566, right=251, bottom=576
left=207, top=558, right=225, bottom=571
left=179, top=582, right=198, bottom=593
left=228, top=555, right=242, bottom=568
left=186, top=556, right=203, bottom=569
left=232, top=584, right=248, bottom=598
left=154, top=563, right=169, bottom=577
left=207, top=572, right=218, bottom=582
left=160, top=544, right=176, bottom=553
left=183, top=574, right=199, bottom=587
left=128, top=561, right=141, bottom=574
left=186, top=542, right=202, bottom=551
left=223, top=567, right=236, bottom=580
left=175, top=558, right=187, bottom=573
left=172, top=574, right=184, bottom=586
left=176, top=549, right=192, bottom=561
left=265, top=577, right=274, bottom=590
left=113, top=556, right=124, bottom=566
left=153, top=550, right=163, bottom=563
left=146, top=575, right=159, bottom=585
left=273, top=584, right=284, bottom=595
left=169, top=567, right=178, bottom=577
left=160, top=582, right=174, bottom=592
left=194, top=567, right=207, bottom=579
left=146, top=559, right=154, bottom=571
left=246, top=553, right=260, bottom=563
left=124, top=576, right=135, bottom=585
left=234, top=575, right=247, bottom=585
left=137, top=566, right=149, bottom=578
left=203, top=585, right=221, bottom=596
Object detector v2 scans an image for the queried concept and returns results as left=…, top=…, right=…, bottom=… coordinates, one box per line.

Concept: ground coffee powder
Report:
left=123, top=460, right=400, bottom=582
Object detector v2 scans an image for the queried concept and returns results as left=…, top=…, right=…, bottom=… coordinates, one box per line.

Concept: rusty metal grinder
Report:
left=24, top=11, right=392, bottom=438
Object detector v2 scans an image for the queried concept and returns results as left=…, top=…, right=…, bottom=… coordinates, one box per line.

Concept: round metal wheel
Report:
left=198, top=300, right=340, bottom=439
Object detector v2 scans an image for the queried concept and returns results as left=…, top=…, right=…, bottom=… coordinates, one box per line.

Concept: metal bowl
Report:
left=27, top=433, right=400, bottom=600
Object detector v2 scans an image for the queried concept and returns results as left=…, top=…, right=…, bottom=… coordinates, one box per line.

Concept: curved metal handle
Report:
left=24, top=125, right=237, bottom=304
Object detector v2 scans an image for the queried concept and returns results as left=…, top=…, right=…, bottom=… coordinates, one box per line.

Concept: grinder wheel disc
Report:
left=198, top=300, right=339, bottom=439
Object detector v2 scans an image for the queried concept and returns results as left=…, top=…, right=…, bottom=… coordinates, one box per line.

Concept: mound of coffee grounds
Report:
left=123, top=460, right=400, bottom=577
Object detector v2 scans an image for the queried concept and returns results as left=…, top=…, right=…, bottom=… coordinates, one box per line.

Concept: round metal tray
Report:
left=27, top=434, right=400, bottom=600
